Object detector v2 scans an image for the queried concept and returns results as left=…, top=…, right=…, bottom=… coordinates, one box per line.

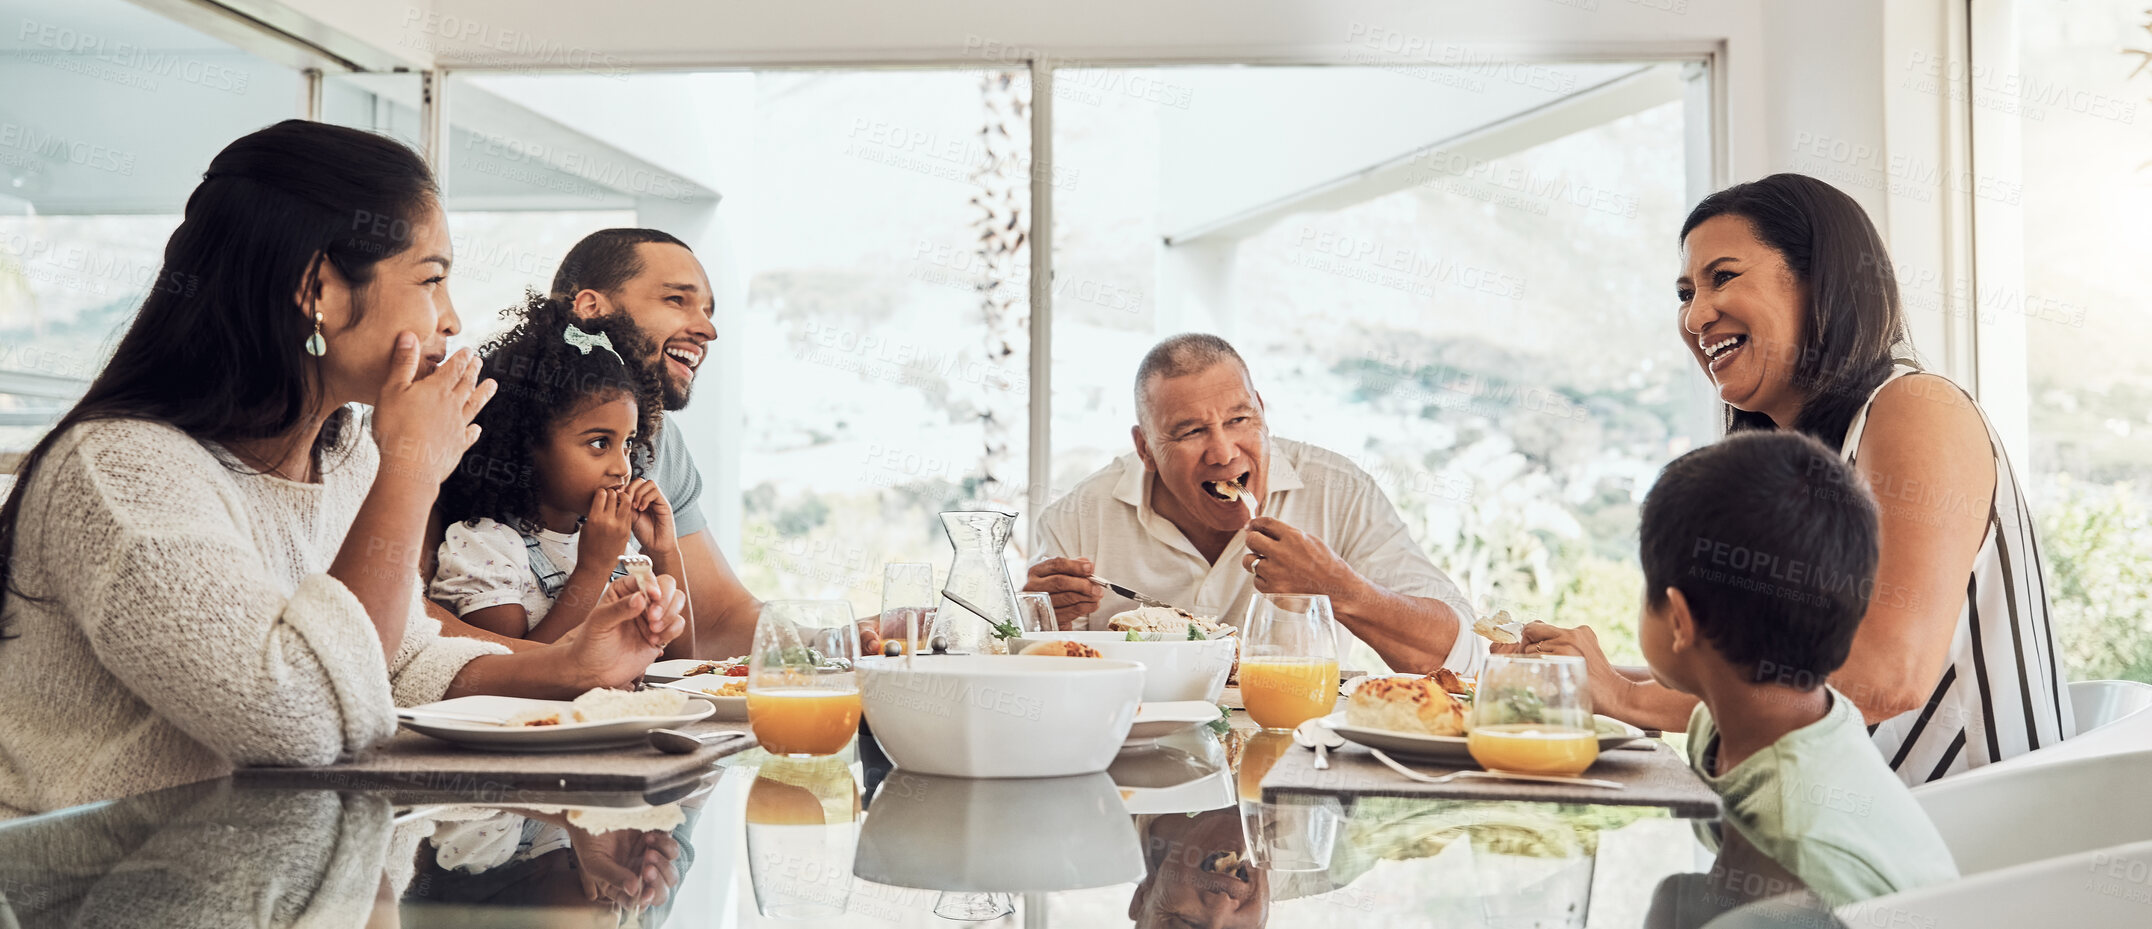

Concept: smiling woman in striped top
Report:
left=1513, top=173, right=2071, bottom=785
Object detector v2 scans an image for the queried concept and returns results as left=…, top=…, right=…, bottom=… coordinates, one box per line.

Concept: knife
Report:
left=1089, top=575, right=1183, bottom=613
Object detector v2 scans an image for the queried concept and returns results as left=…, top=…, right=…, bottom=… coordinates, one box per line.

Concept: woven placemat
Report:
left=1260, top=738, right=1721, bottom=818
left=233, top=718, right=757, bottom=797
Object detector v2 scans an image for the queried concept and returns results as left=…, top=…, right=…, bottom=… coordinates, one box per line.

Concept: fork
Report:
left=1089, top=575, right=1180, bottom=612
left=1367, top=748, right=1624, bottom=790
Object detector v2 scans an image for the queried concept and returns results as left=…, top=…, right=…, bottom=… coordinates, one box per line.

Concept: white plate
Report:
left=652, top=679, right=749, bottom=721
left=1319, top=712, right=1648, bottom=764
left=644, top=657, right=741, bottom=683
left=398, top=695, right=714, bottom=752
left=1109, top=742, right=1236, bottom=814
left=1126, top=700, right=1224, bottom=744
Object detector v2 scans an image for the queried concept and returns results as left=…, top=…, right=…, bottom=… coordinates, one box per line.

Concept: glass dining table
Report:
left=0, top=713, right=1838, bottom=929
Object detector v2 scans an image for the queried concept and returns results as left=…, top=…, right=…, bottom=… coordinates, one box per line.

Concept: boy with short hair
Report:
left=1637, top=431, right=1958, bottom=908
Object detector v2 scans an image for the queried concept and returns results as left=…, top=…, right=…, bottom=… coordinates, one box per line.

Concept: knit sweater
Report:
left=0, top=414, right=508, bottom=818
left=0, top=780, right=394, bottom=928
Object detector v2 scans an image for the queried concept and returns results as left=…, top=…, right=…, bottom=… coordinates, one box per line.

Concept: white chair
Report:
left=1911, top=748, right=2152, bottom=875
left=2071, top=679, right=2152, bottom=734
left=1829, top=837, right=2152, bottom=928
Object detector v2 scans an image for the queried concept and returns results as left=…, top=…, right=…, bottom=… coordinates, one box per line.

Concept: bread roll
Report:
left=1346, top=675, right=1467, bottom=736
left=1018, top=640, right=1104, bottom=658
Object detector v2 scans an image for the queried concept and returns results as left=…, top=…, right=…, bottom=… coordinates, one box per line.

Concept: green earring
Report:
left=304, top=311, right=326, bottom=357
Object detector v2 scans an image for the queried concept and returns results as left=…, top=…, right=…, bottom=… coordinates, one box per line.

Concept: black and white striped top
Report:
left=1842, top=364, right=2074, bottom=785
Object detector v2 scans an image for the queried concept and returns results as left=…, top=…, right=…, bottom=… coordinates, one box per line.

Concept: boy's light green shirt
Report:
left=1687, top=685, right=1960, bottom=907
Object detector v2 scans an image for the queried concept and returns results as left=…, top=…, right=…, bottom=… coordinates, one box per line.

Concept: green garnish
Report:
left=989, top=619, right=1023, bottom=640
left=1187, top=625, right=1206, bottom=641
left=1206, top=704, right=1232, bottom=736
left=1126, top=630, right=1144, bottom=642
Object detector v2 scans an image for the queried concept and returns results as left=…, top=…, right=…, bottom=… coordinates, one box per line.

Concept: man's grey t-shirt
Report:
left=642, top=412, right=708, bottom=538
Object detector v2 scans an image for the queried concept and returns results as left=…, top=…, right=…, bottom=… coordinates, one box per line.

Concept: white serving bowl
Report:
left=856, top=655, right=1143, bottom=778
left=853, top=770, right=1143, bottom=892
left=1007, top=630, right=1237, bottom=703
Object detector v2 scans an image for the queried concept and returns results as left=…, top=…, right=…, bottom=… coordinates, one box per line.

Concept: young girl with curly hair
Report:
left=430, top=296, right=679, bottom=643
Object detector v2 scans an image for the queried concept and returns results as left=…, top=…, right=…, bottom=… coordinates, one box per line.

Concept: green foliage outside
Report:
left=2036, top=477, right=2152, bottom=684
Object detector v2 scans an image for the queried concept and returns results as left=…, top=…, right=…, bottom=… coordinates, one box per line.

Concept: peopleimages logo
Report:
left=0, top=122, right=137, bottom=176
left=16, top=19, right=252, bottom=94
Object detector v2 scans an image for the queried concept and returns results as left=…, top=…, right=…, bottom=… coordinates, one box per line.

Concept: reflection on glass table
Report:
left=0, top=728, right=1825, bottom=928
left=744, top=755, right=861, bottom=918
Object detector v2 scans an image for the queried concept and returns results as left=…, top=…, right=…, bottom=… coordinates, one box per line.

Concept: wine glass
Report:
left=1466, top=654, right=1597, bottom=776
left=878, top=563, right=936, bottom=655
left=747, top=600, right=863, bottom=757
left=1238, top=593, right=1340, bottom=731
left=1015, top=591, right=1059, bottom=634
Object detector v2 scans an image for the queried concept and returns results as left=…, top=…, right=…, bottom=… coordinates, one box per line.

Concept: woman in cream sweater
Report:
left=0, top=121, right=688, bottom=817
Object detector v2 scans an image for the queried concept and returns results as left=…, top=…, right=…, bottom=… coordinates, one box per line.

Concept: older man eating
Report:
left=1025, top=334, right=1480, bottom=674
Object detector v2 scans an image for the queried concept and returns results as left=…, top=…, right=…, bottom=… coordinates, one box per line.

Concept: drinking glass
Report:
left=1238, top=594, right=1340, bottom=731
left=748, top=600, right=863, bottom=757
left=878, top=563, right=936, bottom=655
left=1467, top=654, right=1596, bottom=777
left=1015, top=591, right=1059, bottom=634
left=1468, top=807, right=1596, bottom=929
left=1240, top=794, right=1342, bottom=873
left=745, top=756, right=861, bottom=919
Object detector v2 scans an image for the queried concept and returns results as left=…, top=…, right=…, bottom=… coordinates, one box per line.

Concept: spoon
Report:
left=647, top=728, right=751, bottom=755
left=1293, top=718, right=1344, bottom=770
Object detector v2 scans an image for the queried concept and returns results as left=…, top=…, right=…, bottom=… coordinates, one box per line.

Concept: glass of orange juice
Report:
left=748, top=600, right=863, bottom=757
left=1466, top=654, right=1597, bottom=776
left=1238, top=593, right=1341, bottom=731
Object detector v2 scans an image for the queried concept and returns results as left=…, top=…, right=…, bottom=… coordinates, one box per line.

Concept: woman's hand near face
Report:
left=371, top=333, right=494, bottom=486
left=334, top=333, right=494, bottom=663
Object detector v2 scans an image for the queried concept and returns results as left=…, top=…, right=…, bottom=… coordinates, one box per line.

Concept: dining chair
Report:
left=2068, top=679, right=2152, bottom=735
left=1910, top=747, right=2152, bottom=876
left=1825, top=836, right=2152, bottom=928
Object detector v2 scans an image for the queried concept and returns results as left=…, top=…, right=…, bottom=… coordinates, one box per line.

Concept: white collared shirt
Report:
left=1035, top=437, right=1483, bottom=674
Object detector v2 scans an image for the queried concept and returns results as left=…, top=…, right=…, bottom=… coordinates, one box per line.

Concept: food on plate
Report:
left=506, top=709, right=563, bottom=727
left=1106, top=606, right=1234, bottom=640
left=570, top=687, right=690, bottom=723
left=681, top=678, right=749, bottom=697
left=1346, top=674, right=1468, bottom=736
left=685, top=658, right=749, bottom=677
left=1431, top=667, right=1474, bottom=699
left=567, top=802, right=687, bottom=834
left=1018, top=639, right=1105, bottom=658
left=1472, top=609, right=1521, bottom=644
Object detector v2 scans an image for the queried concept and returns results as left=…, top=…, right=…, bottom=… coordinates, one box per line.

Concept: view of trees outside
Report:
left=732, top=71, right=1034, bottom=617
left=2018, top=0, right=2152, bottom=683
left=1052, top=66, right=1712, bottom=670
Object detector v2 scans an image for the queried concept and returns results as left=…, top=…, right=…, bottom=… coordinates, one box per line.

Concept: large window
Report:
left=1985, top=0, right=2152, bottom=683
left=1052, top=63, right=1715, bottom=669
left=1, top=5, right=1722, bottom=651
left=440, top=69, right=1033, bottom=618
left=0, top=0, right=302, bottom=458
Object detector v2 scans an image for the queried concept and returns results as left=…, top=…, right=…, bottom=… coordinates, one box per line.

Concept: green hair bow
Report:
left=563, top=325, right=623, bottom=364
